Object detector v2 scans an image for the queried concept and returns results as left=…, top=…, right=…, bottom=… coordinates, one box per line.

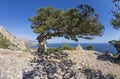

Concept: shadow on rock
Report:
left=97, top=54, right=117, bottom=63
left=22, top=51, right=116, bottom=79
left=80, top=67, right=115, bottom=79
left=22, top=51, right=76, bottom=79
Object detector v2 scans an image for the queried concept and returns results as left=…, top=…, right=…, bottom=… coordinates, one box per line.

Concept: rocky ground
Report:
left=0, top=48, right=120, bottom=79
left=0, top=49, right=33, bottom=79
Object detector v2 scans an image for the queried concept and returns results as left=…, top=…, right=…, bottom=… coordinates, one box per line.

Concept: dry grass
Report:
left=0, top=51, right=10, bottom=55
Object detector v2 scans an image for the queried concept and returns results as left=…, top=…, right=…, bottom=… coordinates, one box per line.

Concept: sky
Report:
left=0, top=0, right=120, bottom=43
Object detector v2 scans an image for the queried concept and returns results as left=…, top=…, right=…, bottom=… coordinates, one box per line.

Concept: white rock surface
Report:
left=76, top=43, right=84, bottom=52
left=0, top=49, right=120, bottom=79
left=0, top=49, right=33, bottom=79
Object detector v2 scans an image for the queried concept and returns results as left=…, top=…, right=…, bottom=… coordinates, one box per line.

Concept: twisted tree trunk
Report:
left=38, top=40, right=47, bottom=53
left=37, top=33, right=49, bottom=53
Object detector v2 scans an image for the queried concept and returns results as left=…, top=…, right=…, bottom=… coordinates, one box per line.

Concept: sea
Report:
left=31, top=43, right=117, bottom=54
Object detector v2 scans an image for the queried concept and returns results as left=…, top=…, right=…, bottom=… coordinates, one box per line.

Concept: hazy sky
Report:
left=0, top=0, right=119, bottom=43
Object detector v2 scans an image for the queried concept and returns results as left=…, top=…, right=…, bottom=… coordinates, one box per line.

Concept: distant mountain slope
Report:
left=0, top=26, right=27, bottom=50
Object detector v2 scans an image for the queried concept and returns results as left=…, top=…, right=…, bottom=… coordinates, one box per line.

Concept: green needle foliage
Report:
left=0, top=37, right=10, bottom=49
left=109, top=40, right=120, bottom=54
left=109, top=0, right=120, bottom=56
left=111, top=0, right=120, bottom=29
left=29, top=4, right=104, bottom=52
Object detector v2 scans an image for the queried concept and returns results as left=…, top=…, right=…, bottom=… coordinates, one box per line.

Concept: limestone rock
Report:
left=0, top=49, right=120, bottom=79
left=76, top=43, right=84, bottom=52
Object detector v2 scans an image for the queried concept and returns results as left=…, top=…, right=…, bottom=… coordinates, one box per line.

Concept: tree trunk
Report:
left=38, top=41, right=47, bottom=53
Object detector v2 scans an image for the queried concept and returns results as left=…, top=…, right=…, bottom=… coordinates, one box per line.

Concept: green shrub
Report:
left=86, top=45, right=94, bottom=50
left=48, top=48, right=60, bottom=52
left=109, top=40, right=120, bottom=54
left=112, top=53, right=118, bottom=57
left=60, top=45, right=75, bottom=50
left=104, top=49, right=109, bottom=55
left=0, top=37, right=10, bottom=48
left=48, top=45, right=75, bottom=52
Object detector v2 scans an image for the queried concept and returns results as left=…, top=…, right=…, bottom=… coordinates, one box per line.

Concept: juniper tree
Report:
left=29, top=4, right=104, bottom=52
left=109, top=40, right=120, bottom=54
left=111, top=0, right=120, bottom=29
left=109, top=0, right=120, bottom=54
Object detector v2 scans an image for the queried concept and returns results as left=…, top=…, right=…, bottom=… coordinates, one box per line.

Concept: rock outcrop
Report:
left=0, top=49, right=120, bottom=79
left=0, top=49, right=32, bottom=79
left=76, top=43, right=84, bottom=52
left=0, top=26, right=27, bottom=51
left=23, top=50, right=120, bottom=79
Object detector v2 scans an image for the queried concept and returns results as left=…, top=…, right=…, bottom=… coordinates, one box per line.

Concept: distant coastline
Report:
left=31, top=43, right=117, bottom=54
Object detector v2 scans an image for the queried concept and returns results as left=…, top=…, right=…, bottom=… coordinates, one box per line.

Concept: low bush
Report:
left=60, top=45, right=75, bottom=50
left=86, top=45, right=94, bottom=50
left=112, top=53, right=117, bottom=56
left=0, top=37, right=10, bottom=48
left=48, top=45, right=75, bottom=52
left=104, top=49, right=109, bottom=55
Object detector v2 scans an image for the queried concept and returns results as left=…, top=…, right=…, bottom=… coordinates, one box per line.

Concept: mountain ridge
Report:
left=0, top=26, right=27, bottom=51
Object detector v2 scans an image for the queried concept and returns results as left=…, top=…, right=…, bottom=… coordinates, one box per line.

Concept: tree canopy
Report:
left=109, top=40, right=120, bottom=54
left=29, top=4, right=104, bottom=45
left=111, top=0, right=120, bottom=29
left=109, top=0, right=120, bottom=55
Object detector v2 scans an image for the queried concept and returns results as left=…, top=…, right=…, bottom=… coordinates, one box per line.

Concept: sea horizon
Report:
left=31, top=43, right=117, bottom=54
left=46, top=42, right=108, bottom=44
